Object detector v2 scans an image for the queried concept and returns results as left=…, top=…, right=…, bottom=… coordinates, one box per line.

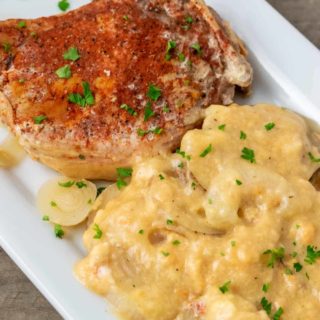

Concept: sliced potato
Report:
left=0, top=133, right=25, bottom=168
left=37, top=177, right=97, bottom=226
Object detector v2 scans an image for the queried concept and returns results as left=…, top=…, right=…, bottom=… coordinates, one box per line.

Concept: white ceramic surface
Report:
left=0, top=1, right=320, bottom=319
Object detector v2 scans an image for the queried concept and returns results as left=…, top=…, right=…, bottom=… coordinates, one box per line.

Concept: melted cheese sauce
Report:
left=75, top=105, right=320, bottom=320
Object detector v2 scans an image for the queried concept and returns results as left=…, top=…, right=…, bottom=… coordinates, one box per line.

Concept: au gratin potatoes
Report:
left=73, top=105, right=320, bottom=320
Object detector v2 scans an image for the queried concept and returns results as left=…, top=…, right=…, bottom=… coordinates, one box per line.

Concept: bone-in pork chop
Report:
left=0, top=0, right=252, bottom=179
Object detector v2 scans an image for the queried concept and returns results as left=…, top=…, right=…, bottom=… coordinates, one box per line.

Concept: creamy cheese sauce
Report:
left=75, top=104, right=320, bottom=320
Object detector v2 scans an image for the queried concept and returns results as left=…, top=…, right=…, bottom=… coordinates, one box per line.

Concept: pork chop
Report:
left=0, top=0, right=252, bottom=179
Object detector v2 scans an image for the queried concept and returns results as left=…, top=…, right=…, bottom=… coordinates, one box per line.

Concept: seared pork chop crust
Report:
left=0, top=0, right=252, bottom=179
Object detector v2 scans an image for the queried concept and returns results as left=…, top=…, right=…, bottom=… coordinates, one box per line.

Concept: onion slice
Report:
left=37, top=176, right=97, bottom=226
left=0, top=132, right=25, bottom=168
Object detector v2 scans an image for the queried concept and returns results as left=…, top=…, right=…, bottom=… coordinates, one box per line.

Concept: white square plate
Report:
left=1, top=1, right=320, bottom=319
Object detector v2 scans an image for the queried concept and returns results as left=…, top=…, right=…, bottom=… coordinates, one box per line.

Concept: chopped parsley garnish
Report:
left=76, top=181, right=87, bottom=189
left=304, top=245, right=320, bottom=265
left=172, top=240, right=181, bottom=246
left=218, top=124, right=226, bottom=131
left=240, top=130, right=247, bottom=140
left=308, top=152, right=320, bottom=163
left=208, top=198, right=213, bottom=205
left=273, top=307, right=284, bottom=320
left=123, top=15, right=129, bottom=21
left=55, top=65, right=71, bottom=79
left=2, top=42, right=11, bottom=53
left=120, top=104, right=137, bottom=116
left=165, top=40, right=177, bottom=61
left=263, top=247, right=285, bottom=268
left=191, top=43, right=202, bottom=55
left=262, top=283, right=270, bottom=293
left=33, top=115, right=47, bottom=124
left=93, top=224, right=103, bottom=239
left=79, top=154, right=86, bottom=160
left=50, top=201, right=57, bottom=207
left=293, top=262, right=303, bottom=272
left=42, top=215, right=50, bottom=221
left=175, top=148, right=191, bottom=160
left=18, top=78, right=25, bottom=84
left=284, top=267, right=293, bottom=275
left=235, top=179, right=242, bottom=186
left=30, top=31, right=37, bottom=38
left=54, top=224, right=64, bottom=239
left=166, top=219, right=174, bottom=225
left=219, top=281, right=231, bottom=294
left=231, top=240, right=236, bottom=247
left=291, top=251, right=298, bottom=258
left=161, top=251, right=170, bottom=257
left=178, top=53, right=186, bottom=62
left=163, top=104, right=170, bottom=112
left=63, top=47, right=80, bottom=61
left=144, top=102, right=155, bottom=121
left=58, top=0, right=70, bottom=12
left=116, top=167, right=133, bottom=189
left=147, top=84, right=162, bottom=101
left=68, top=81, right=95, bottom=107
left=265, top=122, right=276, bottom=131
left=261, top=297, right=272, bottom=315
left=58, top=180, right=75, bottom=188
left=178, top=162, right=184, bottom=169
left=87, top=198, right=92, bottom=205
left=97, top=187, right=106, bottom=197
left=138, top=229, right=144, bottom=235
left=17, top=21, right=26, bottom=28
left=159, top=174, right=165, bottom=180
left=191, top=181, right=196, bottom=190
left=241, top=147, right=256, bottom=163
left=199, top=144, right=213, bottom=157
left=185, top=16, right=193, bottom=24
left=137, top=127, right=163, bottom=136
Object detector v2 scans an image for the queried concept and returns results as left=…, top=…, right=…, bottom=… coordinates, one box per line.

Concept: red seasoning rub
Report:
left=0, top=0, right=252, bottom=179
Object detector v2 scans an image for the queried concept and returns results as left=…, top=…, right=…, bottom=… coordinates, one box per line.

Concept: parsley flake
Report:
left=265, top=122, right=276, bottom=131
left=2, top=42, right=11, bottom=53
left=199, top=144, right=213, bottom=157
left=147, top=84, right=162, bottom=101
left=235, top=179, right=242, bottom=186
left=273, top=307, right=284, bottom=320
left=50, top=201, right=57, bottom=207
left=137, top=127, right=163, bottom=136
left=261, top=297, right=272, bottom=315
left=305, top=245, right=320, bottom=265
left=63, top=47, right=80, bottom=61
left=293, top=262, right=303, bottom=272
left=123, top=15, right=129, bottom=21
left=17, top=21, right=26, bottom=28
left=241, top=147, right=256, bottom=163
left=218, top=124, right=226, bottom=131
left=144, top=102, right=155, bottom=121
left=161, top=251, right=170, bottom=257
left=262, top=283, right=270, bottom=293
left=185, top=16, right=193, bottom=24
left=120, top=104, right=137, bottom=116
left=219, top=281, right=231, bottom=294
left=138, top=229, right=144, bottom=235
left=33, top=115, right=47, bottom=124
left=116, top=167, right=133, bottom=189
left=54, top=224, right=64, bottom=239
left=240, top=130, right=247, bottom=140
left=42, top=215, right=50, bottom=221
left=68, top=82, right=95, bottom=107
left=178, top=53, right=186, bottom=62
left=76, top=181, right=87, bottom=189
left=176, top=148, right=191, bottom=160
left=159, top=174, right=165, bottom=180
left=167, top=219, right=174, bottom=225
left=58, top=180, right=75, bottom=188
left=93, top=224, right=103, bottom=239
left=308, top=152, right=320, bottom=163
left=58, top=0, right=70, bottom=12
left=172, top=240, right=181, bottom=246
left=163, top=104, right=170, bottom=112
left=191, top=43, right=201, bottom=55
left=55, top=65, right=71, bottom=79
left=263, top=247, right=285, bottom=268
left=165, top=40, right=177, bottom=61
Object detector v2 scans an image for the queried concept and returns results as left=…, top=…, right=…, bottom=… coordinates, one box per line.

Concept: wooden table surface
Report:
left=1, top=1, right=320, bottom=319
